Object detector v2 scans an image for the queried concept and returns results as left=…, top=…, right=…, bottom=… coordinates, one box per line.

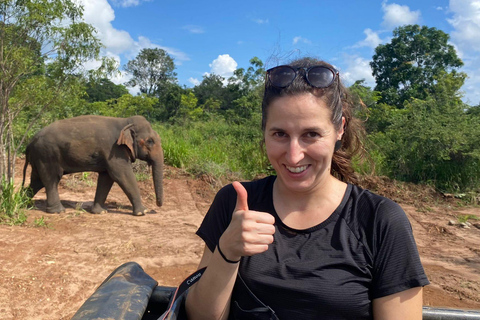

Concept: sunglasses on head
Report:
left=266, top=65, right=339, bottom=89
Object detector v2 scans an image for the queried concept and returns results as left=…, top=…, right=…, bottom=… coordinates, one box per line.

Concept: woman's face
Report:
left=264, top=93, right=344, bottom=194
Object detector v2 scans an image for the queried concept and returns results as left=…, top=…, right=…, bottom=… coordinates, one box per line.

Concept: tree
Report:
left=223, top=57, right=265, bottom=123
left=87, top=94, right=158, bottom=119
left=124, top=48, right=177, bottom=96
left=228, top=56, right=265, bottom=93
left=85, top=78, right=129, bottom=102
left=371, top=71, right=480, bottom=191
left=0, top=0, right=116, bottom=180
left=370, top=25, right=463, bottom=106
left=155, top=82, right=187, bottom=122
left=193, top=74, right=226, bottom=106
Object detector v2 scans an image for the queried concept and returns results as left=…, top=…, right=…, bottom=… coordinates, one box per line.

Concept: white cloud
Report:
left=353, top=29, right=383, bottom=48
left=78, top=1, right=189, bottom=63
left=134, top=36, right=190, bottom=64
left=293, top=36, right=312, bottom=45
left=448, top=0, right=480, bottom=52
left=209, top=54, right=238, bottom=79
left=183, top=25, right=205, bottom=34
left=188, top=77, right=201, bottom=86
left=109, top=0, right=152, bottom=8
left=80, top=0, right=134, bottom=54
left=341, top=55, right=375, bottom=88
left=381, top=1, right=421, bottom=28
left=77, top=0, right=189, bottom=94
left=447, top=0, right=480, bottom=104
left=253, top=18, right=269, bottom=24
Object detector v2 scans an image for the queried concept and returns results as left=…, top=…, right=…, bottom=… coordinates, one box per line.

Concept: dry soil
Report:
left=1, top=158, right=479, bottom=319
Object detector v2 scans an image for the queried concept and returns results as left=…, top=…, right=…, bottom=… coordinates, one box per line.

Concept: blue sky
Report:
left=80, top=0, right=480, bottom=105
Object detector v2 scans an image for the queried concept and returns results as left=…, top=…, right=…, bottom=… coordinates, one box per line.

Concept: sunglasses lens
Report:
left=307, top=67, right=335, bottom=88
left=268, top=66, right=296, bottom=88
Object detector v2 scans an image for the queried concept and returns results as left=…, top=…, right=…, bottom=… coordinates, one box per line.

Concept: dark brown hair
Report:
left=262, top=57, right=365, bottom=184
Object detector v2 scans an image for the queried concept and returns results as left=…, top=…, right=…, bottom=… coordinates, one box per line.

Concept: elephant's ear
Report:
left=117, top=124, right=136, bottom=161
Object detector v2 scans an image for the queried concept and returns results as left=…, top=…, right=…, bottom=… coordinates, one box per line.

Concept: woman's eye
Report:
left=274, top=132, right=287, bottom=138
left=305, top=132, right=320, bottom=138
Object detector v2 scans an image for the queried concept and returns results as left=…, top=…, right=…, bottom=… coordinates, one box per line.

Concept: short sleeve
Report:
left=370, top=199, right=430, bottom=298
left=196, top=184, right=236, bottom=252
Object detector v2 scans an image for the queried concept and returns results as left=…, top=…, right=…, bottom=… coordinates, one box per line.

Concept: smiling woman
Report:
left=185, top=57, right=429, bottom=320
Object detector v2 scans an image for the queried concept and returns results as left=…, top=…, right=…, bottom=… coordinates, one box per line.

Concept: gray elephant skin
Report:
left=22, top=115, right=164, bottom=216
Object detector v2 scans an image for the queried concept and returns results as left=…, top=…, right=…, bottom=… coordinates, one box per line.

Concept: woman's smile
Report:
left=285, top=164, right=309, bottom=174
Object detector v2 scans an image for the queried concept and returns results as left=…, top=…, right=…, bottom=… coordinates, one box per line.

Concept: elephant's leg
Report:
left=110, top=167, right=146, bottom=216
left=92, top=172, right=114, bottom=214
left=27, top=165, right=44, bottom=198
left=35, top=161, right=65, bottom=213
left=43, top=173, right=65, bottom=213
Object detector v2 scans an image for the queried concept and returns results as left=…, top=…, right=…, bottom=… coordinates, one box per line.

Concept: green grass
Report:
left=457, top=214, right=480, bottom=224
left=0, top=177, right=31, bottom=225
left=33, top=216, right=50, bottom=228
left=154, top=118, right=272, bottom=181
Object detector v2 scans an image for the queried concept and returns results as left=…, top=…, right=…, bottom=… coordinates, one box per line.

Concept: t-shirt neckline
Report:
left=267, top=176, right=352, bottom=234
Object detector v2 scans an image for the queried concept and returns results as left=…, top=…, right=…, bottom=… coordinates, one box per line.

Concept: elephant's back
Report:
left=34, top=116, right=127, bottom=141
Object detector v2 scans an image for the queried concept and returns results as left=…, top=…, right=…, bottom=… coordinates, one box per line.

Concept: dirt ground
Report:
left=1, top=158, right=480, bottom=319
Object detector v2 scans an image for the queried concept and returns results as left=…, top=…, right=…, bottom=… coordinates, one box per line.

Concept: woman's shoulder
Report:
left=214, top=176, right=276, bottom=205
left=348, top=184, right=403, bottom=211
left=345, top=184, right=408, bottom=227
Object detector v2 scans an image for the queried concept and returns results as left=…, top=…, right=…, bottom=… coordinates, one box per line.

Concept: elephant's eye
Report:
left=147, top=138, right=154, bottom=145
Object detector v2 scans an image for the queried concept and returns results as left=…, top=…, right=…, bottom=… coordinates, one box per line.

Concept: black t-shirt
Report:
left=196, top=176, right=429, bottom=319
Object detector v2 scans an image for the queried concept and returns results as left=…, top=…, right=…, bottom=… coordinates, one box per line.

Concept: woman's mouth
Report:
left=285, top=165, right=308, bottom=173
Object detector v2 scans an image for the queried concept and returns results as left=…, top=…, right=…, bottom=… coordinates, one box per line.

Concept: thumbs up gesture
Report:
left=218, top=181, right=276, bottom=262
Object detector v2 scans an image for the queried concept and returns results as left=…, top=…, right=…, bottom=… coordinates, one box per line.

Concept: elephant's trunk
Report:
left=151, top=159, right=164, bottom=207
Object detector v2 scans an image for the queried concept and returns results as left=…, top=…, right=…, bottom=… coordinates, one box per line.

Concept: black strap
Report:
left=160, top=267, right=206, bottom=319
left=236, top=273, right=279, bottom=320
left=160, top=267, right=278, bottom=320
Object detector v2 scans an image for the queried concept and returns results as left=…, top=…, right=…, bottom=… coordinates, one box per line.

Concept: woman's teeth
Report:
left=286, top=165, right=307, bottom=173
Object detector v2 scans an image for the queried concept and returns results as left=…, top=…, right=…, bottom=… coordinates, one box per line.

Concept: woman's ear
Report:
left=117, top=124, right=136, bottom=161
left=337, top=116, right=346, bottom=140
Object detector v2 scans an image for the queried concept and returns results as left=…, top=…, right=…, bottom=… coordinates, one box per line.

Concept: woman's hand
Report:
left=218, top=181, right=276, bottom=262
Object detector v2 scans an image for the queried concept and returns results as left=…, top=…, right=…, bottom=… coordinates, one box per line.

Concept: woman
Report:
left=185, top=57, right=429, bottom=319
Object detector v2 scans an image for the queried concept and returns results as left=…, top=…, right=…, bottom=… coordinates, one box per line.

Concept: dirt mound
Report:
left=0, top=158, right=479, bottom=319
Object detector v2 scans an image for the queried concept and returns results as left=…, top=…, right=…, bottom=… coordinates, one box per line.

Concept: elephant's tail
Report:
left=22, top=152, right=29, bottom=188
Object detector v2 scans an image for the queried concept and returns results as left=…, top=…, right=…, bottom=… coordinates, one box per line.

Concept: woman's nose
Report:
left=285, top=139, right=304, bottom=164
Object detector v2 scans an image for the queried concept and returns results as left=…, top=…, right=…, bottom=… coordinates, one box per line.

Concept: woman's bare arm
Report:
left=185, top=245, right=239, bottom=320
left=373, top=287, right=423, bottom=320
left=185, top=182, right=275, bottom=320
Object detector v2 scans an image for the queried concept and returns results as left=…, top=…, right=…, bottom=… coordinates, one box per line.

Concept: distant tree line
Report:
left=1, top=0, right=479, bottom=193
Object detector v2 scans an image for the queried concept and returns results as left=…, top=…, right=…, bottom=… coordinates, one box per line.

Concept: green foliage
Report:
left=457, top=214, right=480, bottom=224
left=193, top=74, right=227, bottom=106
left=0, top=177, right=30, bottom=225
left=87, top=93, right=158, bottom=120
left=176, top=92, right=202, bottom=122
left=0, top=0, right=117, bottom=180
left=33, top=216, right=50, bottom=228
left=370, top=73, right=480, bottom=192
left=124, top=48, right=177, bottom=95
left=85, top=78, right=129, bottom=102
left=155, top=117, right=271, bottom=180
left=371, top=24, right=464, bottom=106
left=155, top=82, right=188, bottom=121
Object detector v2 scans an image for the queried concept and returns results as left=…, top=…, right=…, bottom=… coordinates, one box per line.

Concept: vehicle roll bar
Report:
left=147, top=286, right=480, bottom=319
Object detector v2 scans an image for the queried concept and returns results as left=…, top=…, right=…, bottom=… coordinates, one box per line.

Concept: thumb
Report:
left=232, top=181, right=249, bottom=212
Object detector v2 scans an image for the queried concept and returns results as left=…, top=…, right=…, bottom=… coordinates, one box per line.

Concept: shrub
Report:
left=0, top=177, right=31, bottom=225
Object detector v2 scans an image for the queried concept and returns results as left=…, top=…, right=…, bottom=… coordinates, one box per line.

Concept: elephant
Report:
left=22, top=115, right=164, bottom=216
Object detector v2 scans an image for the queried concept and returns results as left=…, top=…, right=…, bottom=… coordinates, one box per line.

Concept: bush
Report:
left=154, top=116, right=271, bottom=181
left=0, top=177, right=31, bottom=225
